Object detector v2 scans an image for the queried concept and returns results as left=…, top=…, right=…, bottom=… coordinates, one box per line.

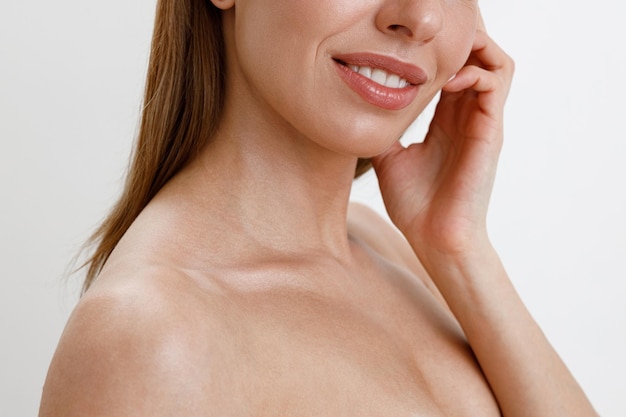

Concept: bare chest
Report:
left=206, top=272, right=501, bottom=416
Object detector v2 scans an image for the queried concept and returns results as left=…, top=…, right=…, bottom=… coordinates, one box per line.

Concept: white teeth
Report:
left=371, top=69, right=387, bottom=85
left=357, top=66, right=372, bottom=78
left=386, top=74, right=400, bottom=88
left=347, top=64, right=409, bottom=89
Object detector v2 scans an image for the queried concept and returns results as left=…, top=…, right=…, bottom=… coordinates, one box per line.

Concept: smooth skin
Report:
left=40, top=0, right=598, bottom=415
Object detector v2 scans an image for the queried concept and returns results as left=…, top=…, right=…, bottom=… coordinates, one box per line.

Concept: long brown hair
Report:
left=82, top=0, right=371, bottom=293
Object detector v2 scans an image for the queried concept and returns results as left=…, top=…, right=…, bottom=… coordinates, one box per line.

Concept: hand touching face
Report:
left=372, top=17, right=515, bottom=259
left=214, top=0, right=479, bottom=158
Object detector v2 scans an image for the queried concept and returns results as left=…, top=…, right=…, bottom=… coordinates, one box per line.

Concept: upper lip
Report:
left=332, top=52, right=428, bottom=86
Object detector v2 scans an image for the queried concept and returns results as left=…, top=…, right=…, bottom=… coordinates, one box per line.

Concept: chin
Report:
left=338, top=116, right=416, bottom=157
left=319, top=125, right=405, bottom=159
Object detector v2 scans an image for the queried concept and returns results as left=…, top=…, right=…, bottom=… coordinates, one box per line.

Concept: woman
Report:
left=39, top=0, right=597, bottom=415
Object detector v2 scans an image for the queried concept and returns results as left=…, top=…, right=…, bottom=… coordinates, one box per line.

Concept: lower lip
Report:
left=334, top=61, right=419, bottom=111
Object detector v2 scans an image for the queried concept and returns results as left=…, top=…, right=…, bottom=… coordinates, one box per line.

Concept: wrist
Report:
left=408, top=228, right=494, bottom=269
left=409, top=233, right=504, bottom=294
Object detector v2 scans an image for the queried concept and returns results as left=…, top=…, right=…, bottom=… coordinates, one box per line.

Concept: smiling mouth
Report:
left=332, top=53, right=426, bottom=110
left=334, top=59, right=411, bottom=89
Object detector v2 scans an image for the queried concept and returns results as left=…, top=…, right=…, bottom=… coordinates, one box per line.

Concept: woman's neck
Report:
left=165, top=106, right=361, bottom=263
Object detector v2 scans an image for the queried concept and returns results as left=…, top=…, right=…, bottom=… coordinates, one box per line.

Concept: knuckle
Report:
left=503, top=54, right=515, bottom=73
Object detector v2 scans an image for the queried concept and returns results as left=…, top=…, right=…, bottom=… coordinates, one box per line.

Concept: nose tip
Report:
left=376, top=0, right=444, bottom=44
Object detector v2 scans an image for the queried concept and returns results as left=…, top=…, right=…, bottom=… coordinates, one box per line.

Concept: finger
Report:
left=442, top=66, right=510, bottom=116
left=443, top=65, right=500, bottom=94
left=469, top=31, right=514, bottom=74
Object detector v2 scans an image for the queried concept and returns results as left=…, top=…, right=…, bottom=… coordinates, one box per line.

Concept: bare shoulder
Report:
left=39, top=266, right=237, bottom=416
left=347, top=202, right=445, bottom=302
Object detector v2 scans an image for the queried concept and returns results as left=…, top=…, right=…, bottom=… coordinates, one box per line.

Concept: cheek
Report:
left=233, top=2, right=324, bottom=99
left=427, top=42, right=466, bottom=94
left=436, top=12, right=478, bottom=79
left=234, top=10, right=283, bottom=76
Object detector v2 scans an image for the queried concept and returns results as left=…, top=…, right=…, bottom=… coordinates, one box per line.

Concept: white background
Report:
left=1, top=0, right=624, bottom=415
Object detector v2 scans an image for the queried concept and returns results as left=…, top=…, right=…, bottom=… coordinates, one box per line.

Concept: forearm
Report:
left=416, top=240, right=597, bottom=417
